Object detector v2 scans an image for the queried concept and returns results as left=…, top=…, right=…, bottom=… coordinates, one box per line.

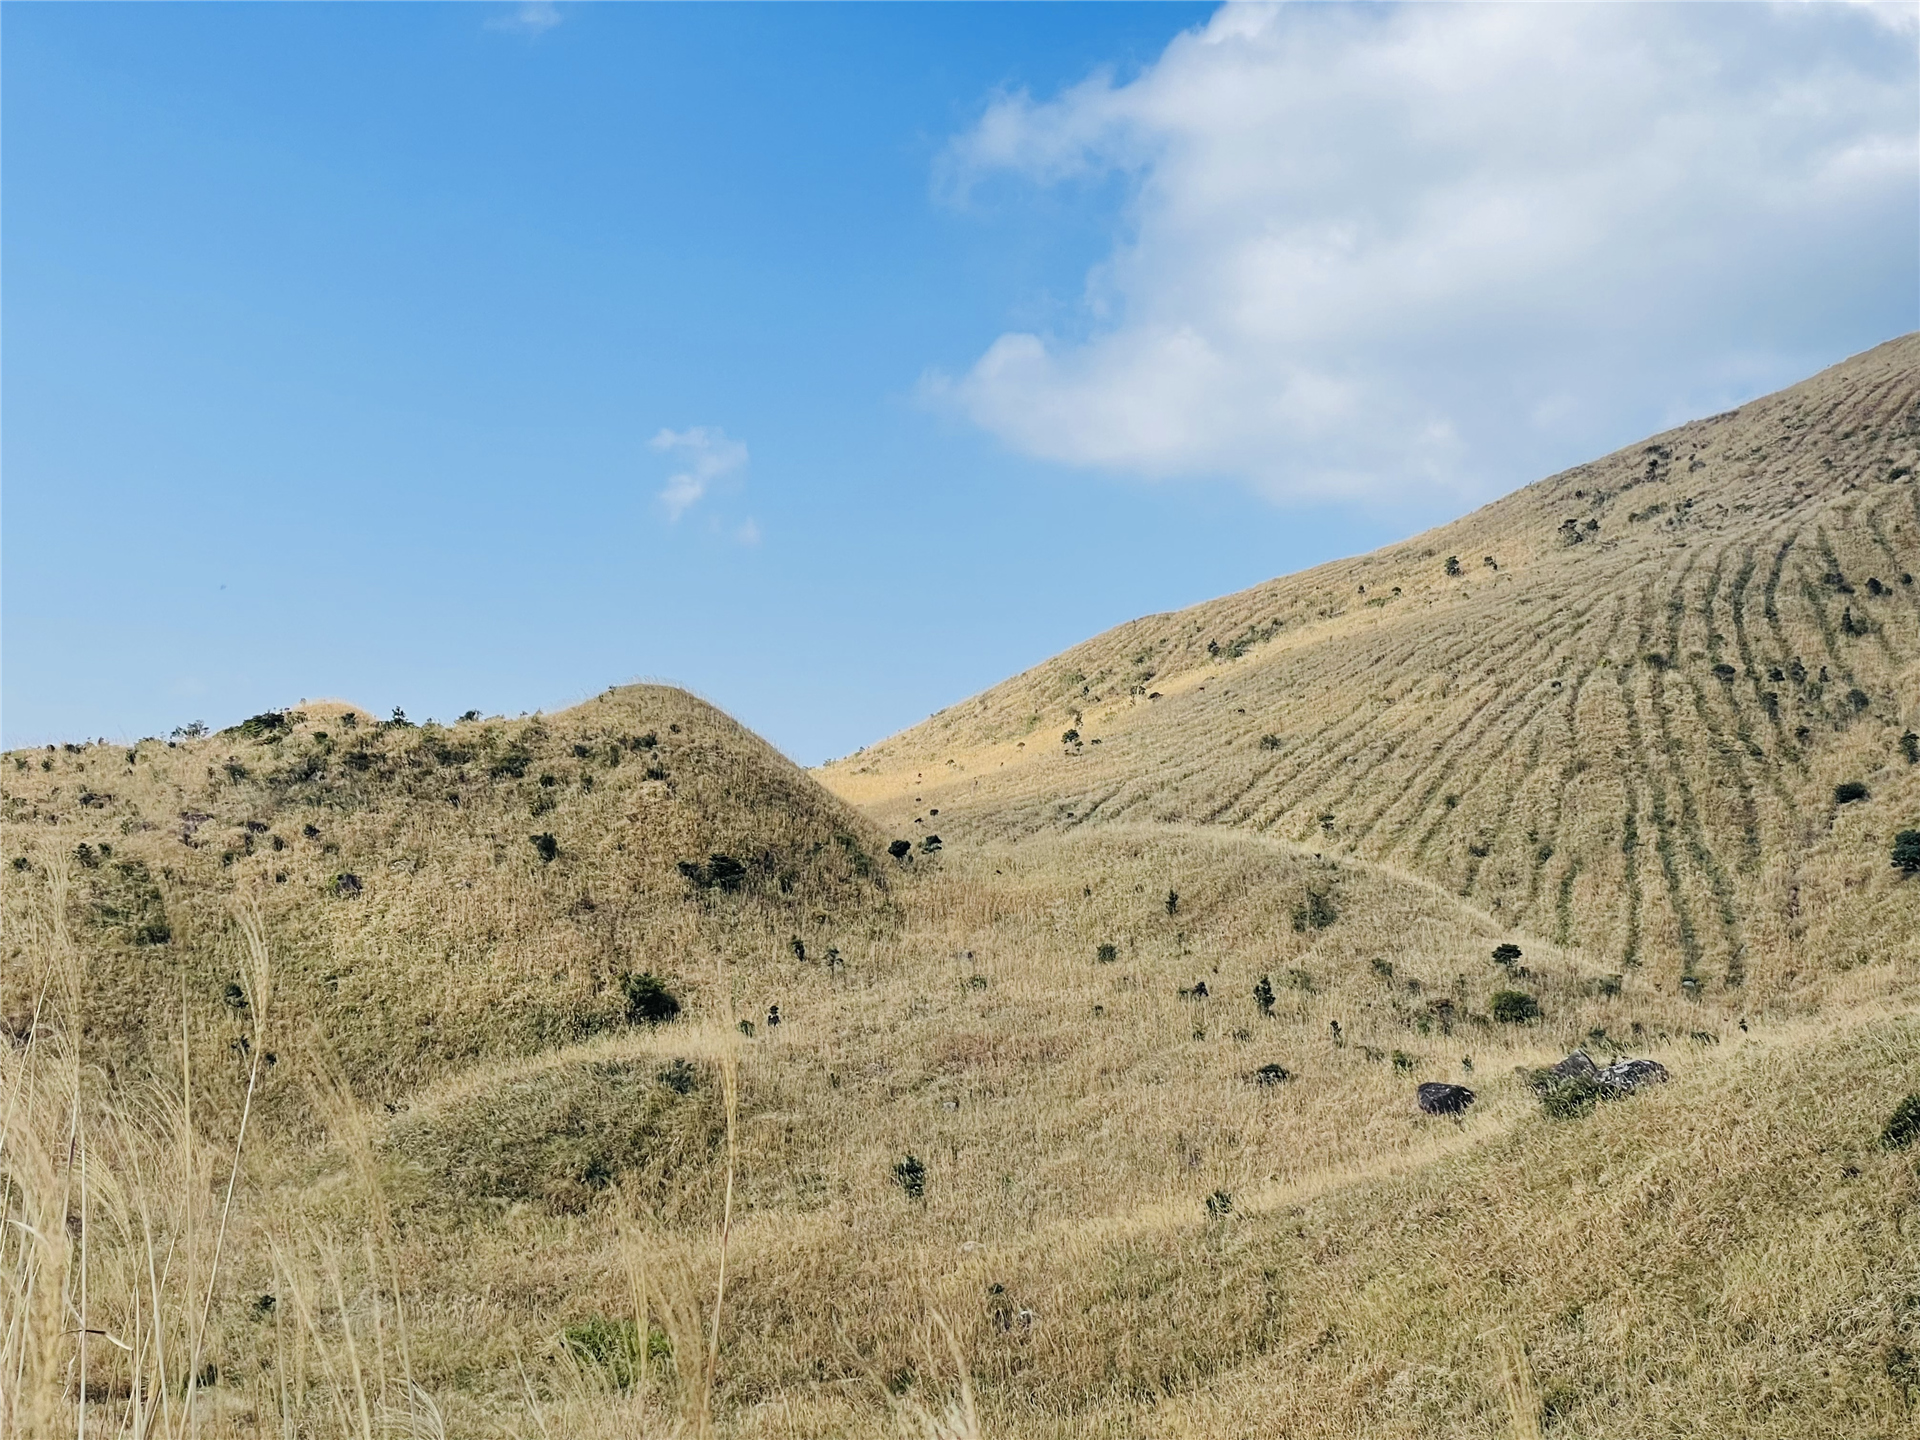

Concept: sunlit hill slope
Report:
left=828, top=334, right=1920, bottom=999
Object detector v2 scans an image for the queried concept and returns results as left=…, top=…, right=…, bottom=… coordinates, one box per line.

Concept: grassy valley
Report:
left=5, top=339, right=1920, bottom=1438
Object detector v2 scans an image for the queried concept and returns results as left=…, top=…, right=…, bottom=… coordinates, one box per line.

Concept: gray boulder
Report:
left=1599, top=1058, right=1668, bottom=1094
left=1551, top=1049, right=1601, bottom=1082
left=1417, top=1082, right=1476, bottom=1115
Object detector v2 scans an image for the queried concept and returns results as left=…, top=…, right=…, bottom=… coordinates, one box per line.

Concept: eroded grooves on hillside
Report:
left=832, top=336, right=1920, bottom=989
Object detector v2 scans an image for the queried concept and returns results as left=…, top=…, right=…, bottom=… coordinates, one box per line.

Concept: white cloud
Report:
left=734, top=518, right=762, bottom=546
left=486, top=3, right=562, bottom=36
left=934, top=2, right=1918, bottom=507
left=651, top=426, right=749, bottom=520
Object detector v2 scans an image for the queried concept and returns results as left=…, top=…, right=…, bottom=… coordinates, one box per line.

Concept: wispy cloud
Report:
left=651, top=426, right=749, bottom=521
left=486, top=3, right=562, bottom=37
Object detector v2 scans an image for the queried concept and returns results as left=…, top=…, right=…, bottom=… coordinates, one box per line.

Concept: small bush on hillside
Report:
left=1882, top=1094, right=1920, bottom=1150
left=1391, top=1050, right=1414, bottom=1074
left=489, top=745, right=533, bottom=779
left=790, top=936, right=806, bottom=962
left=529, top=833, right=559, bottom=863
left=1165, top=889, right=1179, bottom=916
left=1291, top=887, right=1338, bottom=932
left=1205, top=1189, right=1233, bottom=1218
left=459, top=709, right=481, bottom=722
left=1834, top=781, right=1870, bottom=805
left=1530, top=1070, right=1606, bottom=1120
left=332, top=873, right=362, bottom=898
left=1258, top=734, right=1282, bottom=750
left=1096, top=943, right=1119, bottom=964
left=893, top=1154, right=927, bottom=1200
left=1901, top=731, right=1919, bottom=764
left=1894, top=831, right=1920, bottom=873
left=171, top=721, right=209, bottom=740
left=1444, top=556, right=1462, bottom=576
left=679, top=854, right=748, bottom=891
left=1490, top=990, right=1541, bottom=1024
left=1370, top=958, right=1394, bottom=981
left=229, top=711, right=290, bottom=741
left=887, top=839, right=912, bottom=862
left=1250, top=1063, right=1289, bottom=1086
left=622, top=972, right=681, bottom=1026
left=1253, top=974, right=1275, bottom=1015
left=1492, top=943, right=1523, bottom=966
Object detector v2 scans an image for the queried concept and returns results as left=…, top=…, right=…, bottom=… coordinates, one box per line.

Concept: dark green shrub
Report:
left=332, top=873, right=362, bottom=897
left=1492, top=943, right=1523, bottom=966
left=1444, top=556, right=1462, bottom=576
left=790, top=936, right=806, bottom=962
left=1894, top=831, right=1920, bottom=873
left=887, top=839, right=912, bottom=861
left=459, top=709, right=481, bottom=723
left=1712, top=663, right=1736, bottom=681
left=1258, top=734, right=1282, bottom=750
left=1535, top=1072, right=1604, bottom=1119
left=1901, top=731, right=1919, bottom=764
left=893, top=1154, right=926, bottom=1200
left=530, top=833, right=558, bottom=863
left=1253, top=974, right=1274, bottom=1015
left=229, top=711, right=290, bottom=741
left=1390, top=1050, right=1414, bottom=1074
left=1165, top=889, right=1179, bottom=916
left=1205, top=1189, right=1233, bottom=1217
left=678, top=854, right=748, bottom=890
left=1490, top=990, right=1541, bottom=1024
left=1061, top=729, right=1080, bottom=745
left=488, top=745, right=533, bottom=779
left=1834, top=781, right=1869, bottom=805
left=1370, top=958, right=1395, bottom=981
left=1250, top=1063, right=1289, bottom=1086
left=1291, top=887, right=1337, bottom=931
left=1883, top=1094, right=1920, bottom=1150
left=1095, top=943, right=1119, bottom=964
left=622, top=973, right=681, bottom=1026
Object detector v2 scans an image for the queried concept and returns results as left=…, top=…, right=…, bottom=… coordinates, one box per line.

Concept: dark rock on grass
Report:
left=1417, top=1082, right=1475, bottom=1115
left=1526, top=1052, right=1670, bottom=1118
left=1552, top=1049, right=1601, bottom=1082
left=1598, top=1057, right=1669, bottom=1094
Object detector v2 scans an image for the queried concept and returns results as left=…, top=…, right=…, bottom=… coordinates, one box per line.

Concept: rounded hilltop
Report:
left=2, top=682, right=890, bottom=1099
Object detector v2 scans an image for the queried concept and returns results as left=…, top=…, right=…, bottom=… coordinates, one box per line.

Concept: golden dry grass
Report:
left=829, top=334, right=1920, bottom=1000
left=5, top=341, right=1920, bottom=1438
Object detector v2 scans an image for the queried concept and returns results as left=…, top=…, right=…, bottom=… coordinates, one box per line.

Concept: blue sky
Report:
left=5, top=2, right=1915, bottom=764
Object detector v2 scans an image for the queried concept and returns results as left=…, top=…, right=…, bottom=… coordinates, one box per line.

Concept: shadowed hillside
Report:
left=827, top=335, right=1920, bottom=1000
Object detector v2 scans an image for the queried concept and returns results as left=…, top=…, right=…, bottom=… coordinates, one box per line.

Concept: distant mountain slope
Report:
left=826, top=335, right=1920, bottom=995
left=2, top=684, right=889, bottom=1099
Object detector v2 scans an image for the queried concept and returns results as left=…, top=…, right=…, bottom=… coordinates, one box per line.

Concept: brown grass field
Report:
left=5, top=336, right=1919, bottom=1437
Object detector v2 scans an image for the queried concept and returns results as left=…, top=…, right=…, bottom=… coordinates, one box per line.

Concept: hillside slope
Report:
left=2, top=683, right=891, bottom=1101
left=826, top=335, right=1920, bottom=1000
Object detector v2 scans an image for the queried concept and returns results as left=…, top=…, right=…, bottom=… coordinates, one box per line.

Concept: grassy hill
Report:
left=5, top=341, right=1920, bottom=1440
left=826, top=334, right=1920, bottom=1002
